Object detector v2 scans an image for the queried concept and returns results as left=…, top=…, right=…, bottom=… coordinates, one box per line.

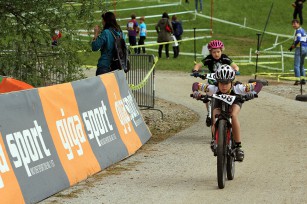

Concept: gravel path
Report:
left=41, top=70, right=307, bottom=204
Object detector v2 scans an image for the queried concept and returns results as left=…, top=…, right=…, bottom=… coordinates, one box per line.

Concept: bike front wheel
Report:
left=216, top=120, right=226, bottom=189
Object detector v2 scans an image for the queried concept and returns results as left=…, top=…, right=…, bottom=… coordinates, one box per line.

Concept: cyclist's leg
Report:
left=231, top=104, right=244, bottom=161
left=211, top=107, right=220, bottom=135
left=211, top=107, right=220, bottom=154
left=230, top=104, right=241, bottom=143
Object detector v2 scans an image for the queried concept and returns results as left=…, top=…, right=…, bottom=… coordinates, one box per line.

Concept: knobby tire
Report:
left=217, top=120, right=226, bottom=189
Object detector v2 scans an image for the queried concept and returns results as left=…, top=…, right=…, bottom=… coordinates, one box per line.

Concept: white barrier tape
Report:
left=197, top=13, right=293, bottom=38
left=117, top=11, right=195, bottom=21
left=96, top=2, right=181, bottom=13
left=236, top=61, right=280, bottom=66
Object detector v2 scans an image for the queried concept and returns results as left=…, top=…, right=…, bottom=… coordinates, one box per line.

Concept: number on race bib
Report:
left=213, top=94, right=236, bottom=105
left=206, top=73, right=215, bottom=80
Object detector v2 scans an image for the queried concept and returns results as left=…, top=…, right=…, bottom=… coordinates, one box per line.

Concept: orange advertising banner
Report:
left=38, top=83, right=101, bottom=185
left=100, top=74, right=142, bottom=155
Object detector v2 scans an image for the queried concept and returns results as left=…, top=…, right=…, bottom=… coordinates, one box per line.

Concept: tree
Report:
left=0, top=0, right=106, bottom=86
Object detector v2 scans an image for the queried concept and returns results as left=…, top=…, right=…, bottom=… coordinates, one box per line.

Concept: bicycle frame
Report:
left=213, top=94, right=235, bottom=189
left=214, top=102, right=232, bottom=147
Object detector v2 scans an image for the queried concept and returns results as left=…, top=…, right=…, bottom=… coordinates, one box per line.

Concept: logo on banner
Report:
left=0, top=142, right=9, bottom=188
left=56, top=108, right=87, bottom=160
left=82, top=100, right=115, bottom=147
left=6, top=120, right=53, bottom=177
left=115, top=92, right=142, bottom=134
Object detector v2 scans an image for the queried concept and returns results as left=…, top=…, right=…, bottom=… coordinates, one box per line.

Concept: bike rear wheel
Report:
left=226, top=133, right=235, bottom=180
left=217, top=120, right=226, bottom=189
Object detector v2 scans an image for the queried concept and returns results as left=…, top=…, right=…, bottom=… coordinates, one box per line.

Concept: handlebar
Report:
left=191, top=72, right=216, bottom=81
left=190, top=70, right=240, bottom=80
left=190, top=93, right=258, bottom=103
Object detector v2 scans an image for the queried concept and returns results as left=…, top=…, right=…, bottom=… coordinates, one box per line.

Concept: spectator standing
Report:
left=293, top=0, right=306, bottom=25
left=155, top=12, right=173, bottom=59
left=289, top=19, right=307, bottom=85
left=171, top=15, right=183, bottom=58
left=195, top=0, right=203, bottom=13
left=92, top=12, right=123, bottom=75
left=138, top=16, right=147, bottom=54
left=127, top=13, right=139, bottom=54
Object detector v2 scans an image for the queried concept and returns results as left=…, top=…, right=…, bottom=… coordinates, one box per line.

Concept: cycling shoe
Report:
left=206, top=115, right=212, bottom=127
left=235, top=147, right=244, bottom=162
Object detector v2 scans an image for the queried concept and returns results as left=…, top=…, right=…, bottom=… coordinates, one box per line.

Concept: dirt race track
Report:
left=41, top=71, right=307, bottom=204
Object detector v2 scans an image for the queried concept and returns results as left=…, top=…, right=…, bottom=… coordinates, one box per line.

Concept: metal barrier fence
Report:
left=126, top=54, right=155, bottom=108
left=126, top=54, right=163, bottom=118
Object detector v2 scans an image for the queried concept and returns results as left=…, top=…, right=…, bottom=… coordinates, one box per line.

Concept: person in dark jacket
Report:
left=92, top=12, right=123, bottom=75
left=171, top=15, right=183, bottom=58
left=293, top=0, right=306, bottom=25
left=155, top=12, right=173, bottom=59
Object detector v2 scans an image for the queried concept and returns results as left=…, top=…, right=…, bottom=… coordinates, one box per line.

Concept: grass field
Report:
left=81, top=0, right=297, bottom=76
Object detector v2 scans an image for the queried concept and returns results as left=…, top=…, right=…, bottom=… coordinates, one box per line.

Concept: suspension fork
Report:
left=214, top=104, right=231, bottom=144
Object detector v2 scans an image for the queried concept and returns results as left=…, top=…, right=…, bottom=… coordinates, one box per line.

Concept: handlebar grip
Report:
left=241, top=93, right=258, bottom=101
left=190, top=72, right=206, bottom=80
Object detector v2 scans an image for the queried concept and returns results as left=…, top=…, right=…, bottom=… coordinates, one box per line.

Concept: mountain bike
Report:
left=190, top=92, right=257, bottom=189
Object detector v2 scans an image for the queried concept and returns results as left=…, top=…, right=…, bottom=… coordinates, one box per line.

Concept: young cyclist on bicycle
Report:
left=192, top=40, right=239, bottom=126
left=191, top=65, right=263, bottom=162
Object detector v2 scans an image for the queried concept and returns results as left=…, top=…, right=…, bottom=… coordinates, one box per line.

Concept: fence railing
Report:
left=126, top=54, right=155, bottom=108
left=0, top=51, right=83, bottom=87
left=126, top=54, right=163, bottom=118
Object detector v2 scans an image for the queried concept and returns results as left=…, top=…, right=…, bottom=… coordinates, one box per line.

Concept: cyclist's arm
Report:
left=230, top=62, right=239, bottom=72
left=193, top=62, right=203, bottom=72
left=223, top=54, right=239, bottom=72
left=192, top=82, right=217, bottom=94
left=233, top=82, right=262, bottom=95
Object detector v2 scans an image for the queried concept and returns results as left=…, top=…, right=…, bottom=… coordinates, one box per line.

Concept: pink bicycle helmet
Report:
left=215, top=64, right=235, bottom=83
left=207, top=40, right=224, bottom=51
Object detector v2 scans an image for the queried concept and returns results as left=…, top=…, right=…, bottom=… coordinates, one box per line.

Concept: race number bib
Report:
left=213, top=94, right=236, bottom=105
left=206, top=73, right=215, bottom=80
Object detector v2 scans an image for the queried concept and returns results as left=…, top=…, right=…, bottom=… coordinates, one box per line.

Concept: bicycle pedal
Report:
left=210, top=141, right=217, bottom=156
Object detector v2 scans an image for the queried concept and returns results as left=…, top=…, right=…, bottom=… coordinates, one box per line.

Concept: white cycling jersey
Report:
left=199, top=82, right=257, bottom=96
